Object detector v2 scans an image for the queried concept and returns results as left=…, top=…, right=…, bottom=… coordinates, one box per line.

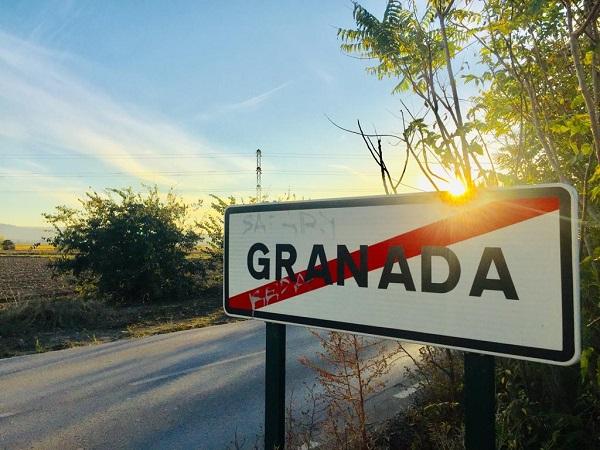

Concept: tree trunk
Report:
left=437, top=7, right=473, bottom=188
left=566, top=1, right=600, bottom=164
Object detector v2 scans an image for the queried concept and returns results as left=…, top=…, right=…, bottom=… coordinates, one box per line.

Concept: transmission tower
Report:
left=256, top=148, right=262, bottom=202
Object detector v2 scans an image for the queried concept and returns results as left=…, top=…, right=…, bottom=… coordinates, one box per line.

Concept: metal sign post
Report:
left=464, top=353, right=496, bottom=450
left=265, top=322, right=286, bottom=450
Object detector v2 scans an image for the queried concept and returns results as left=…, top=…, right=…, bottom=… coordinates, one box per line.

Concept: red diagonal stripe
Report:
left=227, top=196, right=559, bottom=312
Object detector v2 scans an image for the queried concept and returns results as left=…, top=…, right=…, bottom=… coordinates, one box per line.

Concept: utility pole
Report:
left=256, top=149, right=262, bottom=203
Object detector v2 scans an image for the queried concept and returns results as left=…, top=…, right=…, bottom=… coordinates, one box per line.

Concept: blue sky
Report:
left=0, top=0, right=445, bottom=226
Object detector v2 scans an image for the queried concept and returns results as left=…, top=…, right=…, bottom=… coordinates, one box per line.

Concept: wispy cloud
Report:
left=27, top=0, right=84, bottom=45
left=312, top=67, right=335, bottom=84
left=0, top=30, right=251, bottom=199
left=227, top=81, right=292, bottom=110
left=194, top=81, right=292, bottom=121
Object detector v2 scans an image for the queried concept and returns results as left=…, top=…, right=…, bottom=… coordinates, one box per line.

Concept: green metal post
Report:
left=265, top=322, right=286, bottom=449
left=464, top=353, right=496, bottom=450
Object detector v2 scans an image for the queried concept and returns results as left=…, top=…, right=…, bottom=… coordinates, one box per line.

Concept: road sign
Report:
left=224, top=184, right=580, bottom=365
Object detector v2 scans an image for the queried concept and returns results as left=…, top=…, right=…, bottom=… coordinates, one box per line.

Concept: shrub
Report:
left=370, top=346, right=464, bottom=449
left=196, top=193, right=292, bottom=289
left=2, top=239, right=15, bottom=250
left=197, top=194, right=237, bottom=288
left=298, top=331, right=406, bottom=449
left=44, top=187, right=201, bottom=304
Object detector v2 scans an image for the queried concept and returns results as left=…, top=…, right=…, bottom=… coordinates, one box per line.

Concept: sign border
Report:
left=223, top=184, right=580, bottom=365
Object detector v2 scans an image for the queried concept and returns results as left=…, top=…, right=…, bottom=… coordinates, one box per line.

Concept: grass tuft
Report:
left=0, top=297, right=113, bottom=336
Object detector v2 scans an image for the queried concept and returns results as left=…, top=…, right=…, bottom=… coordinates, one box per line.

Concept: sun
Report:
left=446, top=178, right=468, bottom=197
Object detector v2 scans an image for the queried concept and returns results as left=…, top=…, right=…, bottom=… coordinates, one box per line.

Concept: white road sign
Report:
left=224, top=184, right=580, bottom=365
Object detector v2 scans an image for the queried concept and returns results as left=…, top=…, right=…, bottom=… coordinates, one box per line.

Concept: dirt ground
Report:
left=0, top=256, right=75, bottom=302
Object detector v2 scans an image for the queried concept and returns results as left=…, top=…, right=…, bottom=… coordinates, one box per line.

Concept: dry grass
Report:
left=0, top=255, right=231, bottom=358
left=13, top=243, right=56, bottom=252
left=126, top=308, right=229, bottom=338
left=0, top=292, right=230, bottom=358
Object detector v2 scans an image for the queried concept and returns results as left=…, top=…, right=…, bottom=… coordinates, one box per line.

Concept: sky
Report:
left=0, top=0, right=456, bottom=227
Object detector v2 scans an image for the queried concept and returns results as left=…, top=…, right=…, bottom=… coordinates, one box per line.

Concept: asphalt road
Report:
left=0, top=320, right=419, bottom=450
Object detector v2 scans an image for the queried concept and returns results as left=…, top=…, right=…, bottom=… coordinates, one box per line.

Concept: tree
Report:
left=196, top=194, right=238, bottom=289
left=338, top=0, right=496, bottom=191
left=466, top=3, right=600, bottom=446
left=44, top=187, right=201, bottom=304
left=198, top=194, right=237, bottom=261
left=564, top=0, right=600, bottom=164
left=1, top=239, right=15, bottom=251
left=337, top=1, right=600, bottom=447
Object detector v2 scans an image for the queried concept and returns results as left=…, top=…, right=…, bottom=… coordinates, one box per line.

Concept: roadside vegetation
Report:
left=0, top=188, right=231, bottom=358
left=44, top=187, right=203, bottom=305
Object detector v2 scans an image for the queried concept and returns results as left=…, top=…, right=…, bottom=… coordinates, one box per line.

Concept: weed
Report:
left=34, top=337, right=45, bottom=353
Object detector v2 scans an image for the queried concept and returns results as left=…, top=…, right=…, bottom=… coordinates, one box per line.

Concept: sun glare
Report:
left=446, top=178, right=468, bottom=197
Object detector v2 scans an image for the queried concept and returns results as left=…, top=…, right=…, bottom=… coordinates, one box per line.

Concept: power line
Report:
left=0, top=153, right=496, bottom=168
left=0, top=152, right=373, bottom=160
left=0, top=187, right=419, bottom=194
left=0, top=179, right=427, bottom=194
left=0, top=170, right=414, bottom=178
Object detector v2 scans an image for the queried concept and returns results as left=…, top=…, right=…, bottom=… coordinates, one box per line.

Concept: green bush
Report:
left=197, top=194, right=237, bottom=288
left=44, top=187, right=202, bottom=304
left=496, top=360, right=599, bottom=450
left=2, top=239, right=15, bottom=250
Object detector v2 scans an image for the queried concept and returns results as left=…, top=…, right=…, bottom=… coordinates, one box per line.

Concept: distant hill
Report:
left=0, top=223, right=54, bottom=244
